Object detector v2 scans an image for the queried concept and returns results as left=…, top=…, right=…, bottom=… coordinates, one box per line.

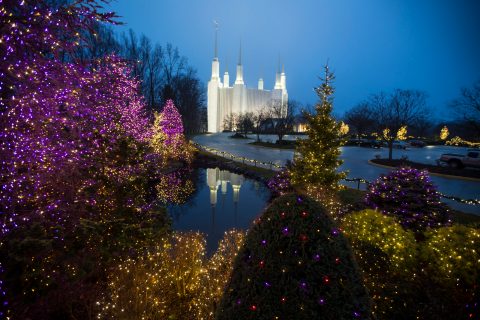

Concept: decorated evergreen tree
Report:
left=291, top=65, right=347, bottom=195
left=151, top=99, right=193, bottom=164
left=160, top=99, right=185, bottom=145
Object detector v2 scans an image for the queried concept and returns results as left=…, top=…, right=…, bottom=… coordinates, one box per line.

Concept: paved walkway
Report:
left=193, top=133, right=480, bottom=215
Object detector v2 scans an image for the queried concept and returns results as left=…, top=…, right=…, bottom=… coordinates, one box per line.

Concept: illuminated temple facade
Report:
left=207, top=34, right=288, bottom=133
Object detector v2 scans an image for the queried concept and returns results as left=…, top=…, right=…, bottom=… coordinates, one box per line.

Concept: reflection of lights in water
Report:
left=426, top=145, right=435, bottom=149
left=157, top=169, right=195, bottom=205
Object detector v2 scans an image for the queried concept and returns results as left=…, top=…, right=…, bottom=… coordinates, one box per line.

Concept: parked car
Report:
left=345, top=139, right=382, bottom=148
left=391, top=141, right=409, bottom=149
left=359, top=139, right=382, bottom=148
left=345, top=138, right=362, bottom=146
left=408, top=140, right=426, bottom=148
left=438, top=149, right=480, bottom=169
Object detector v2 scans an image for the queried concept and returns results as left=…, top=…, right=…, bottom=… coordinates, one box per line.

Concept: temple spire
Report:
left=238, top=40, right=242, bottom=65
left=235, top=40, right=244, bottom=85
left=213, top=20, right=219, bottom=59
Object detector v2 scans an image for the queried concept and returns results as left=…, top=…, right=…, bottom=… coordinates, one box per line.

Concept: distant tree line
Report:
left=67, top=22, right=207, bottom=134
left=342, top=82, right=480, bottom=157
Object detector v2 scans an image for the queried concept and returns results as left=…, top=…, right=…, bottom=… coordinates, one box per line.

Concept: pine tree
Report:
left=160, top=99, right=184, bottom=145
left=151, top=99, right=193, bottom=164
left=291, top=65, right=347, bottom=194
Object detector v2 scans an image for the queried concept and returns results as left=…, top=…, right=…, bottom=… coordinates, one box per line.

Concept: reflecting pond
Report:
left=166, top=168, right=271, bottom=252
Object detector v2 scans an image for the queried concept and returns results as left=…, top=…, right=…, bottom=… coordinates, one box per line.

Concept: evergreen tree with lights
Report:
left=151, top=99, right=193, bottom=164
left=291, top=65, right=347, bottom=195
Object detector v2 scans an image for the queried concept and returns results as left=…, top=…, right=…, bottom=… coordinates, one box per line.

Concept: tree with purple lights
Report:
left=1, top=56, right=153, bottom=228
left=151, top=99, right=193, bottom=164
left=0, top=0, right=117, bottom=109
left=0, top=2, right=169, bottom=317
left=159, top=99, right=184, bottom=144
left=365, top=167, right=451, bottom=232
left=0, top=1, right=134, bottom=227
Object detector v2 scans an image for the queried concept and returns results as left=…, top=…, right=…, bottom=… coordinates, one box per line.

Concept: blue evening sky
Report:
left=106, top=0, right=480, bottom=119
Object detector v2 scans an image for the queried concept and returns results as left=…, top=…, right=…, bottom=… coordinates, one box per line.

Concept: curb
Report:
left=367, top=160, right=480, bottom=182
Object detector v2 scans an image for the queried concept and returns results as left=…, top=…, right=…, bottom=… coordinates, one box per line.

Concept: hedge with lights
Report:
left=216, top=194, right=371, bottom=320
left=419, top=225, right=480, bottom=319
left=99, top=230, right=245, bottom=320
left=341, top=209, right=420, bottom=319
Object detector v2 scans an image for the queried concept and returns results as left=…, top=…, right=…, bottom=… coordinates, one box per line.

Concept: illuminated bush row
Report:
left=341, top=209, right=479, bottom=319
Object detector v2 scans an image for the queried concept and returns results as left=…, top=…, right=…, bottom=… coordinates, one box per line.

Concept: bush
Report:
left=216, top=194, right=371, bottom=320
left=341, top=210, right=419, bottom=318
left=266, top=169, right=292, bottom=196
left=341, top=210, right=417, bottom=272
left=417, top=225, right=480, bottom=319
left=341, top=210, right=480, bottom=319
left=1, top=206, right=170, bottom=319
left=365, top=167, right=451, bottom=232
left=421, top=225, right=479, bottom=286
left=99, top=230, right=245, bottom=320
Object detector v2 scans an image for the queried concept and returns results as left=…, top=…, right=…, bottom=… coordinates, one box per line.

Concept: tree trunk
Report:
left=388, top=140, right=393, bottom=160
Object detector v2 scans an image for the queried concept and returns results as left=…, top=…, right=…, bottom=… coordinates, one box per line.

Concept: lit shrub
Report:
left=421, top=225, right=479, bottom=286
left=365, top=167, right=451, bottom=232
left=341, top=210, right=419, bottom=318
left=266, top=169, right=292, bottom=196
left=98, top=230, right=245, bottom=320
left=417, top=225, right=480, bottom=319
left=216, top=194, right=371, bottom=320
left=341, top=210, right=417, bottom=272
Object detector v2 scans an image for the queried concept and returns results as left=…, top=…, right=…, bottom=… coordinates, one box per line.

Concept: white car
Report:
left=438, top=149, right=480, bottom=169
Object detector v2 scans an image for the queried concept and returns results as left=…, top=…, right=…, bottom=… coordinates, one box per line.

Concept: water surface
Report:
left=167, top=168, right=271, bottom=252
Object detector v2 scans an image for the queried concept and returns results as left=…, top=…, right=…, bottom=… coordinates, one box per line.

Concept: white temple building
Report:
left=207, top=31, right=288, bottom=133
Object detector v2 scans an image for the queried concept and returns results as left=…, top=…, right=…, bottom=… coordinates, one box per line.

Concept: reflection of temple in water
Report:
left=206, top=168, right=244, bottom=231
left=206, top=168, right=244, bottom=206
